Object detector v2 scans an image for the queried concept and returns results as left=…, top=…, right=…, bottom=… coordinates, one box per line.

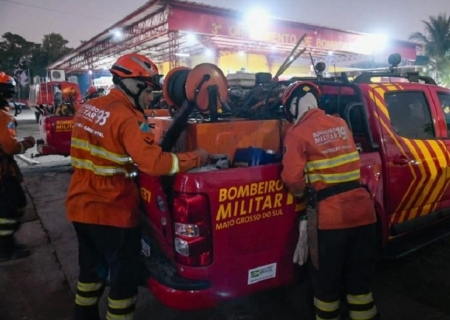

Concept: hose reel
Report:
left=162, top=63, right=228, bottom=117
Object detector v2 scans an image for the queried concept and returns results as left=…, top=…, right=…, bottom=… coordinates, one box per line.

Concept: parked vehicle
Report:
left=138, top=54, right=450, bottom=311
left=29, top=79, right=82, bottom=123
left=34, top=86, right=169, bottom=157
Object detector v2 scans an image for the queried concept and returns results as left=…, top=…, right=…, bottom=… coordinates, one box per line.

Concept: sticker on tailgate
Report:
left=248, top=263, right=277, bottom=285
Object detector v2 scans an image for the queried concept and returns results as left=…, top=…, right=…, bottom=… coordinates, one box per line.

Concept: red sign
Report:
left=169, top=7, right=416, bottom=59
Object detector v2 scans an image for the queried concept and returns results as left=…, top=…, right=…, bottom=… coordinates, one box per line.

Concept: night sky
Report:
left=0, top=0, right=449, bottom=47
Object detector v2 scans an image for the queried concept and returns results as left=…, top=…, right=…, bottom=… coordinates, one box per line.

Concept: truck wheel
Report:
left=35, top=111, right=40, bottom=123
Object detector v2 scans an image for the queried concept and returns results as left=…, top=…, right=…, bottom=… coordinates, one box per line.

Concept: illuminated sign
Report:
left=169, top=7, right=417, bottom=59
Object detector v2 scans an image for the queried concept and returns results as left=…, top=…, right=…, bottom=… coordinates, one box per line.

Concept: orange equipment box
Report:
left=149, top=117, right=288, bottom=162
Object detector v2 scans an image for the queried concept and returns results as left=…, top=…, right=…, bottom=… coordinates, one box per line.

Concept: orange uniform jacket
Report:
left=0, top=108, right=24, bottom=177
left=281, top=109, right=376, bottom=230
left=0, top=109, right=24, bottom=156
left=66, top=88, right=201, bottom=228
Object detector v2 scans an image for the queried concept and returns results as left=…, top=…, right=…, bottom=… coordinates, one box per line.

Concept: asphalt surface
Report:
left=1, top=115, right=450, bottom=320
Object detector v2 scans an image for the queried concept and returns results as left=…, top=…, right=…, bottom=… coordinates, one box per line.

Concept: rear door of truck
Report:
left=370, top=83, right=449, bottom=236
left=427, top=87, right=450, bottom=214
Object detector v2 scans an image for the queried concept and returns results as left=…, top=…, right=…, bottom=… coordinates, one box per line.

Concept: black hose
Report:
left=167, top=69, right=190, bottom=107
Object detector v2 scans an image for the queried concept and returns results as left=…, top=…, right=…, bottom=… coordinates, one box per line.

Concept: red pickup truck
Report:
left=138, top=61, right=450, bottom=311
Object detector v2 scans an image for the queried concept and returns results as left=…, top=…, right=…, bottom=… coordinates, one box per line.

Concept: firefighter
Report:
left=0, top=72, right=35, bottom=262
left=55, top=86, right=78, bottom=116
left=280, top=81, right=379, bottom=320
left=66, top=53, right=210, bottom=320
left=84, top=86, right=100, bottom=101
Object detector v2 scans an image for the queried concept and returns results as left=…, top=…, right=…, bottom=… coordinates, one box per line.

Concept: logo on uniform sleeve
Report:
left=138, top=121, right=151, bottom=133
left=7, top=121, right=15, bottom=130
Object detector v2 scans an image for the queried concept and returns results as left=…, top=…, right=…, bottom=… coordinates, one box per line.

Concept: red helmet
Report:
left=86, top=86, right=97, bottom=95
left=110, top=53, right=161, bottom=90
left=281, top=81, right=320, bottom=122
left=0, top=72, right=16, bottom=99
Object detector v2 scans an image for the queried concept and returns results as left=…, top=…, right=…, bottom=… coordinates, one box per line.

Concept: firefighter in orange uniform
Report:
left=84, top=86, right=100, bottom=101
left=0, top=72, right=35, bottom=262
left=66, top=54, right=210, bottom=320
left=281, top=82, right=379, bottom=320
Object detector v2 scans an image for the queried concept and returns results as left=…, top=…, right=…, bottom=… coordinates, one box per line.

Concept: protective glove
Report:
left=20, top=136, right=36, bottom=151
left=293, top=219, right=308, bottom=266
left=194, top=148, right=210, bottom=166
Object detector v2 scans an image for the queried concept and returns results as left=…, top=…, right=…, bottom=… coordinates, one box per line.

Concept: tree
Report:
left=409, top=13, right=450, bottom=86
left=0, top=32, right=35, bottom=77
left=30, top=33, right=73, bottom=77
left=0, top=32, right=72, bottom=99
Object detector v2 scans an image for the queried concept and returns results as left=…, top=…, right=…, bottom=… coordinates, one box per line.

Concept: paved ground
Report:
left=2, top=117, right=450, bottom=319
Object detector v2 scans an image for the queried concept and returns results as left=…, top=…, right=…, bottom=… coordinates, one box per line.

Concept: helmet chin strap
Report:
left=0, top=98, right=8, bottom=110
left=289, top=96, right=300, bottom=123
left=118, top=79, right=148, bottom=120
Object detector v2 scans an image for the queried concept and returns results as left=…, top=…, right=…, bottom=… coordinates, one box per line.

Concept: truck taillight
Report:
left=44, top=119, right=53, bottom=144
left=173, top=194, right=212, bottom=267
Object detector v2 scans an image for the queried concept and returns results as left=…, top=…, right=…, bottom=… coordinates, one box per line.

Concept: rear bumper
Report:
left=142, top=241, right=215, bottom=311
left=147, top=277, right=216, bottom=311
left=37, top=139, right=57, bottom=155
left=36, top=139, right=70, bottom=156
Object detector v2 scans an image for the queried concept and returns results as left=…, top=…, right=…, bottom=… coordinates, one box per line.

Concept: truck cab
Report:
left=137, top=59, right=450, bottom=310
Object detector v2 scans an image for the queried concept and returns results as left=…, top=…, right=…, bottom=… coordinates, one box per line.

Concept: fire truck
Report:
left=27, top=78, right=82, bottom=156
left=137, top=53, right=450, bottom=311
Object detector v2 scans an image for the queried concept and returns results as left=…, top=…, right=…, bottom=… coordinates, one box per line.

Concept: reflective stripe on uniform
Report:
left=106, top=311, right=134, bottom=320
left=346, top=292, right=374, bottom=305
left=108, top=295, right=138, bottom=309
left=71, top=138, right=132, bottom=164
left=106, top=295, right=137, bottom=320
left=75, top=294, right=100, bottom=306
left=77, top=281, right=104, bottom=292
left=71, top=158, right=137, bottom=178
left=347, top=292, right=377, bottom=320
left=0, top=217, right=18, bottom=235
left=306, top=151, right=359, bottom=171
left=0, top=218, right=18, bottom=224
left=316, top=315, right=340, bottom=320
left=168, top=153, right=180, bottom=175
left=75, top=281, right=104, bottom=307
left=308, top=169, right=360, bottom=184
left=348, top=307, right=378, bottom=320
left=314, top=297, right=340, bottom=313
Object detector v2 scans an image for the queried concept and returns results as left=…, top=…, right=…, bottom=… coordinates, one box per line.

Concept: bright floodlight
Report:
left=371, top=33, right=388, bottom=51
left=112, top=29, right=123, bottom=39
left=352, top=33, right=389, bottom=55
left=186, top=33, right=197, bottom=43
left=246, top=8, right=270, bottom=25
left=245, top=8, right=270, bottom=40
left=88, top=70, right=93, bottom=75
left=204, top=48, right=213, bottom=56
